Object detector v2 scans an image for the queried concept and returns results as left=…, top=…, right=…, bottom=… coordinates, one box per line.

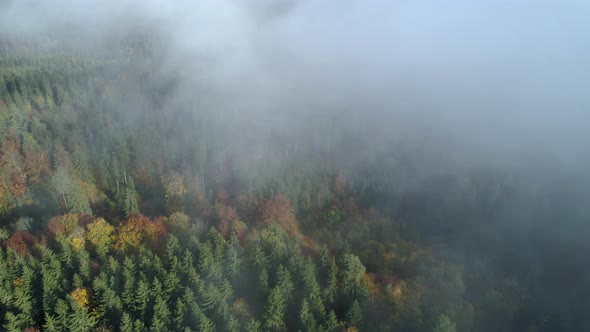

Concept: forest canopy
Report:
left=1, top=1, right=590, bottom=331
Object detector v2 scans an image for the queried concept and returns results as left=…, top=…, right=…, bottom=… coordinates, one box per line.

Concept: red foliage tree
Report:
left=6, top=231, right=38, bottom=255
left=215, top=202, right=239, bottom=237
left=252, top=194, right=299, bottom=236
left=47, top=213, right=80, bottom=237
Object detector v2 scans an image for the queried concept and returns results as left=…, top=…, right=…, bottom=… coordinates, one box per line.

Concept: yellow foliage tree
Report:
left=70, top=236, right=85, bottom=252
left=86, top=218, right=115, bottom=256
left=114, top=214, right=149, bottom=252
left=70, top=287, right=90, bottom=309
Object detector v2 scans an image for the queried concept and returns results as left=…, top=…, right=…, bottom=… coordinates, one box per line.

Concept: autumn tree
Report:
left=253, top=195, right=299, bottom=235
left=85, top=218, right=115, bottom=257
left=114, top=214, right=150, bottom=252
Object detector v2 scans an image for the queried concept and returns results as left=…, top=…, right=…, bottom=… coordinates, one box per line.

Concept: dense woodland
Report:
left=0, top=35, right=589, bottom=332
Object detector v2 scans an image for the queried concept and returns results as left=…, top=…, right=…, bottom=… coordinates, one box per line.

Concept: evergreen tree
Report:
left=322, top=310, right=340, bottom=332
left=122, top=258, right=136, bottom=309
left=173, top=298, right=187, bottom=330
left=120, top=312, right=134, bottom=332
left=299, top=299, right=317, bottom=332
left=134, top=279, right=151, bottom=319
left=68, top=299, right=98, bottom=332
left=197, top=311, right=215, bottom=332
left=245, top=318, right=262, bottom=332
left=224, top=232, right=241, bottom=278
left=150, top=295, right=171, bottom=332
left=346, top=300, right=363, bottom=327
left=276, top=265, right=294, bottom=299
left=263, top=287, right=286, bottom=332
left=124, top=177, right=140, bottom=217
left=433, top=315, right=456, bottom=332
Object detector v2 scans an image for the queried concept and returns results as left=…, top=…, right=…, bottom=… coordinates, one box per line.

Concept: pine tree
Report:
left=164, top=271, right=180, bottom=300
left=338, top=253, right=366, bottom=295
left=120, top=312, right=134, bottom=332
left=68, top=180, right=92, bottom=214
left=258, top=267, right=269, bottom=295
left=224, top=233, right=241, bottom=278
left=346, top=300, right=363, bottom=327
left=320, top=248, right=337, bottom=304
left=433, top=314, right=456, bottom=332
left=53, top=299, right=70, bottom=331
left=124, top=177, right=140, bottom=217
left=122, top=258, right=136, bottom=309
left=322, top=310, right=340, bottom=332
left=276, top=265, right=294, bottom=299
left=77, top=249, right=91, bottom=283
left=264, top=287, right=286, bottom=332
left=41, top=250, right=65, bottom=317
left=68, top=299, right=98, bottom=332
left=165, top=235, right=181, bottom=264
left=197, top=311, right=215, bottom=332
left=299, top=299, right=317, bottom=332
left=3, top=311, right=27, bottom=332
left=134, top=279, right=150, bottom=319
left=302, top=259, right=325, bottom=319
left=173, top=298, right=187, bottom=330
left=150, top=295, right=171, bottom=332
left=245, top=318, right=262, bottom=332
left=133, top=318, right=146, bottom=331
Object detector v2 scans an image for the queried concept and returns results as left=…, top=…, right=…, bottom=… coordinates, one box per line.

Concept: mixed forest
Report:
left=0, top=33, right=589, bottom=332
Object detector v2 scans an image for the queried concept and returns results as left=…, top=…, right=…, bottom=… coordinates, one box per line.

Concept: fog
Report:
left=2, top=0, right=589, bottom=226
left=2, top=0, right=588, bottom=175
left=2, top=0, right=590, bottom=329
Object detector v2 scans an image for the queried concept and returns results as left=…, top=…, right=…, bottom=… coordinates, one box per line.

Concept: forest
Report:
left=1, top=1, right=590, bottom=331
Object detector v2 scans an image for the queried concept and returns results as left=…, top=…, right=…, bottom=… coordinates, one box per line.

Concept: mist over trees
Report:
left=0, top=0, right=589, bottom=331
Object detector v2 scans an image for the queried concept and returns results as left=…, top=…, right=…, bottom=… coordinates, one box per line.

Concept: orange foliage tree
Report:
left=253, top=194, right=299, bottom=236
left=215, top=202, right=240, bottom=237
left=114, top=214, right=167, bottom=252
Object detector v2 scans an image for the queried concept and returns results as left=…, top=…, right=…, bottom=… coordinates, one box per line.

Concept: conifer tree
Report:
left=124, top=177, right=140, bottom=217
left=322, top=310, right=340, bottom=332
left=150, top=295, right=171, bottom=332
left=224, top=232, right=241, bottom=278
left=263, top=287, right=286, bottom=332
left=245, top=318, right=262, bottom=332
left=120, top=312, right=134, bottom=332
left=433, top=315, right=456, bottom=332
left=347, top=300, right=363, bottom=327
